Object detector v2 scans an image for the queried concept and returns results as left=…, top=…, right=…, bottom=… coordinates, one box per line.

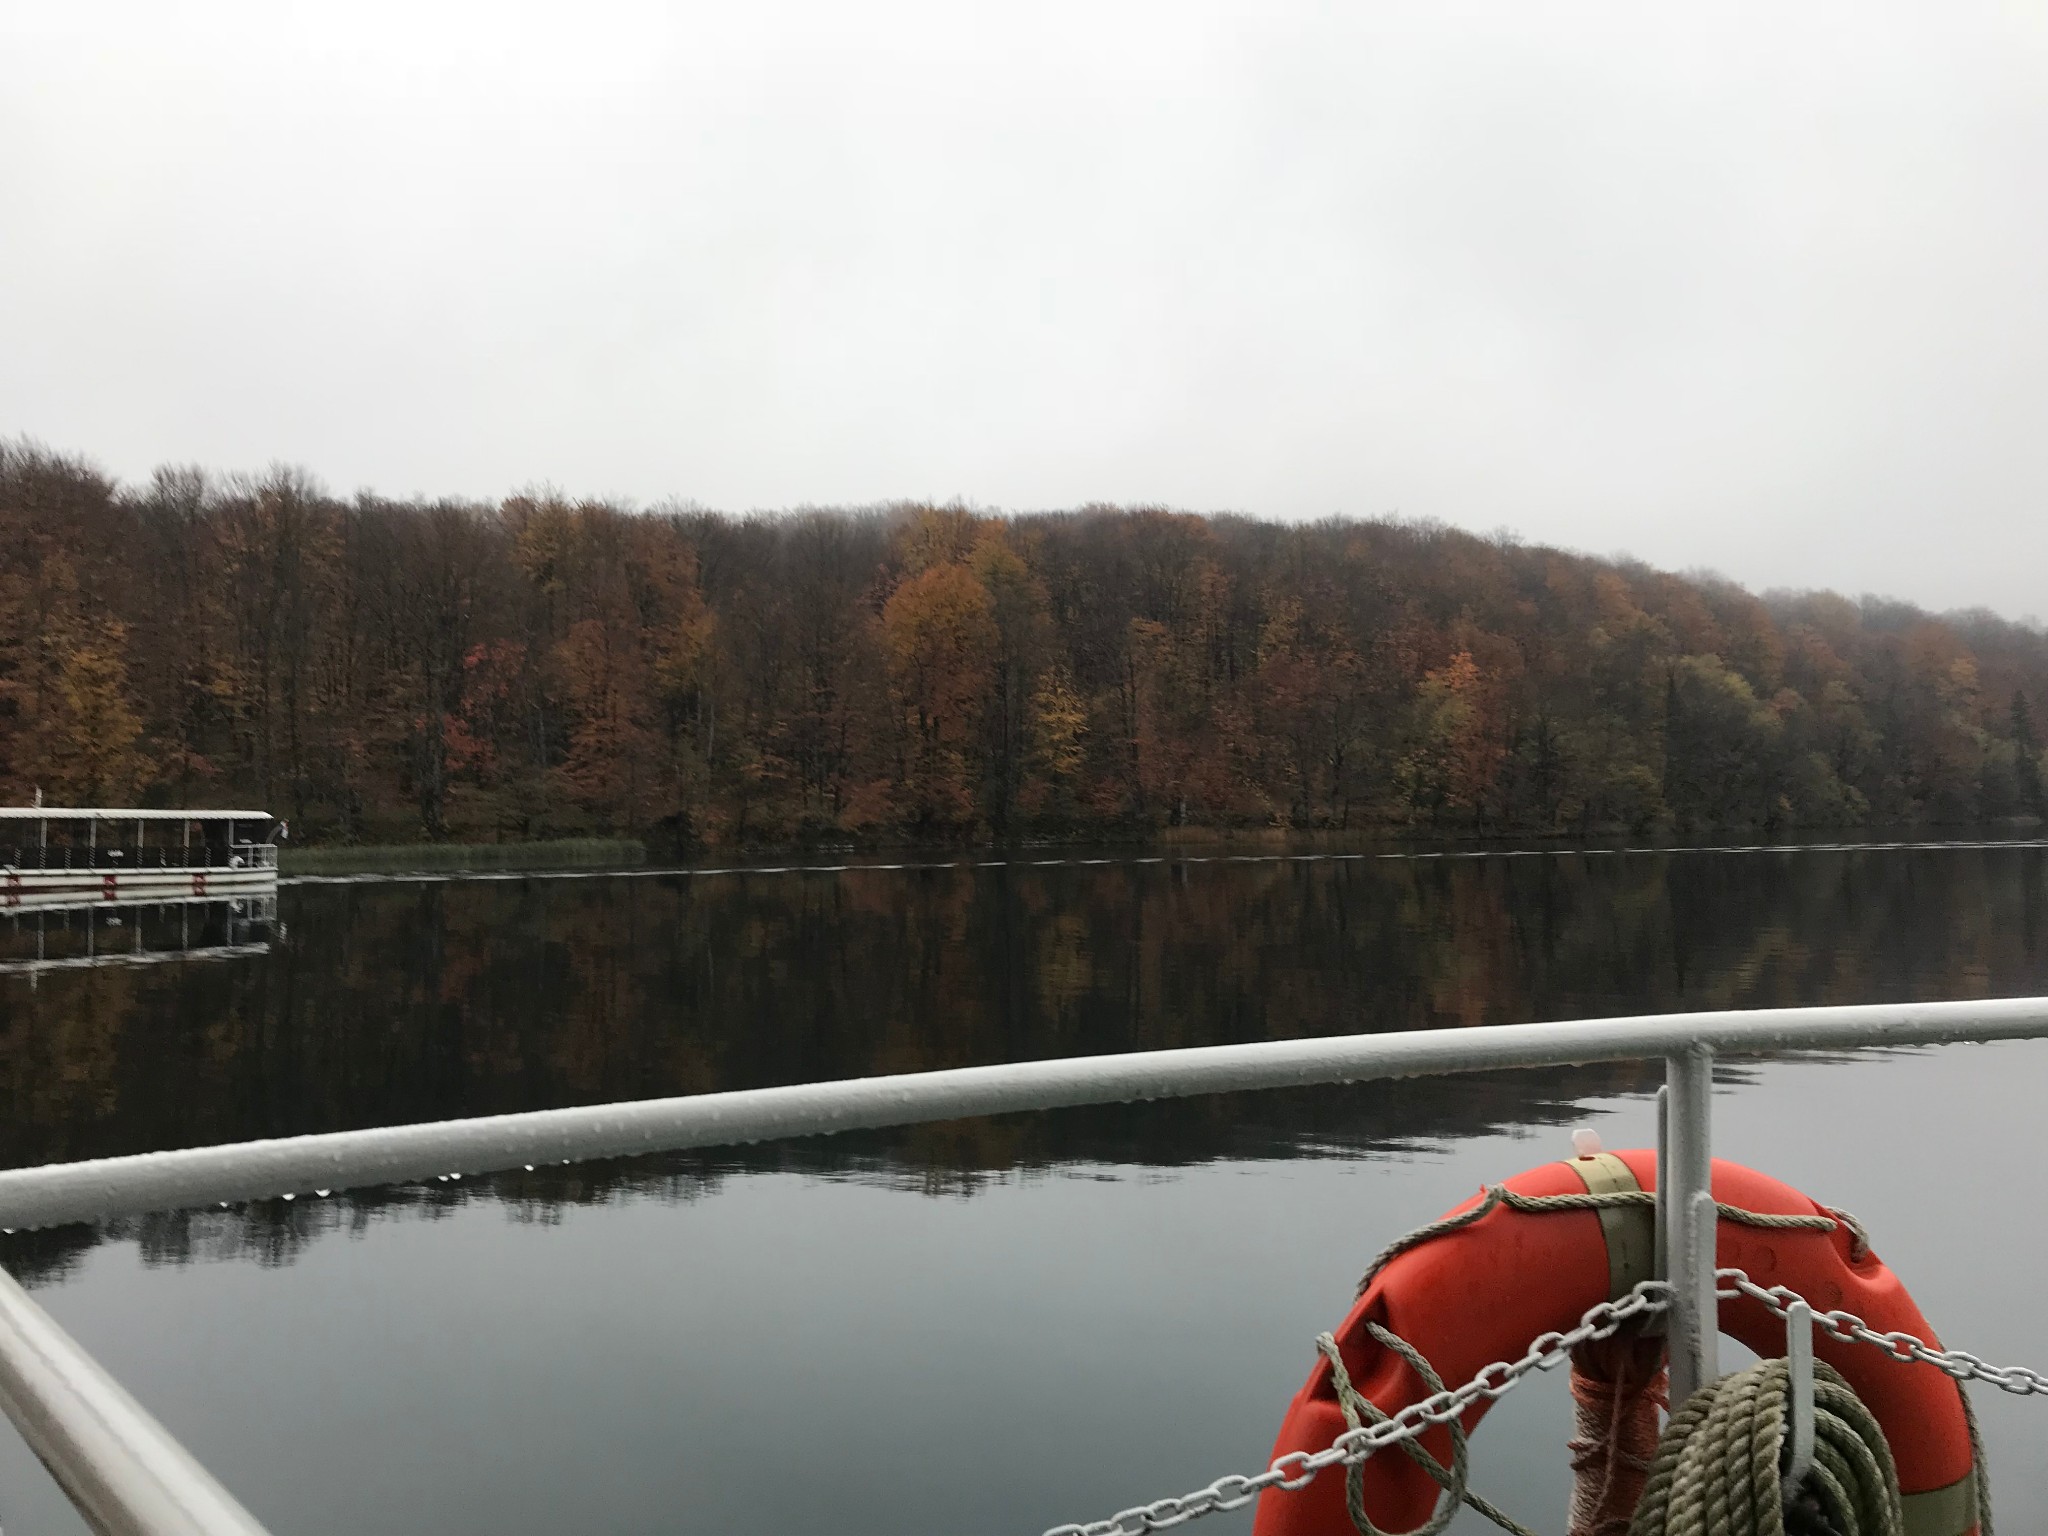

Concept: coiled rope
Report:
left=1630, top=1357, right=1907, bottom=1536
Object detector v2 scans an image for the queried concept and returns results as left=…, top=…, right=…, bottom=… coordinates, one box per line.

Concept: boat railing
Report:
left=3, top=997, right=2047, bottom=1536
left=0, top=841, right=278, bottom=872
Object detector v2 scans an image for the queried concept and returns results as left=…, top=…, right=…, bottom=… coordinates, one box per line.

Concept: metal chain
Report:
left=1718, top=1271, right=2048, bottom=1397
left=1044, top=1270, right=2048, bottom=1536
left=1040, top=1282, right=1673, bottom=1536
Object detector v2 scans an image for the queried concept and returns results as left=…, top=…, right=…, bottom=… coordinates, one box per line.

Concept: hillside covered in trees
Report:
left=2, top=440, right=2043, bottom=850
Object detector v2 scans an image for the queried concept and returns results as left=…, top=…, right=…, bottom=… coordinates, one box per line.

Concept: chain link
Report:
left=1718, top=1270, right=2048, bottom=1396
left=1040, top=1281, right=1673, bottom=1536
left=1044, top=1270, right=2048, bottom=1536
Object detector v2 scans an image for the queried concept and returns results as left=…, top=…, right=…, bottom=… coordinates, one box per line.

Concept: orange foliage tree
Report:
left=879, top=561, right=997, bottom=831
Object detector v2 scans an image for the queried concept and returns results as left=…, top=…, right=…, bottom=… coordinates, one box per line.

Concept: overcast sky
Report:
left=5, top=3, right=2046, bottom=618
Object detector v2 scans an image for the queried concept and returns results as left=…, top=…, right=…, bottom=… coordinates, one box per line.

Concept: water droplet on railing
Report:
left=282, top=1193, right=295, bottom=1201
left=315, top=1189, right=331, bottom=1198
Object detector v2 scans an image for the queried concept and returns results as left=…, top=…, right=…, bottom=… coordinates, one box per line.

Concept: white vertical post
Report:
left=1654, top=1084, right=1670, bottom=1284
left=1664, top=1046, right=1718, bottom=1406
left=1689, top=1188, right=1719, bottom=1379
left=1783, top=1299, right=1815, bottom=1503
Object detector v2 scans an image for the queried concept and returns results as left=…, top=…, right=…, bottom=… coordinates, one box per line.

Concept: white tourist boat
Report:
left=0, top=806, right=279, bottom=912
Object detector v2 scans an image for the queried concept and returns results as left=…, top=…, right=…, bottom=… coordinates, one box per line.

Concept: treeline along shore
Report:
left=2, top=440, right=2044, bottom=851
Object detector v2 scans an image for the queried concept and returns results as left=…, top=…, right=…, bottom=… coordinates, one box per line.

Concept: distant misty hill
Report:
left=1, top=440, right=2041, bottom=846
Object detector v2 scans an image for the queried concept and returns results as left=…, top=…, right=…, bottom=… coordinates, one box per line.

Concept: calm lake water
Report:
left=4, top=845, right=2048, bottom=1535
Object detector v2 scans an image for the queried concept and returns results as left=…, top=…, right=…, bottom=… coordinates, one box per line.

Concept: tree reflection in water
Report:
left=4, top=843, right=2044, bottom=1283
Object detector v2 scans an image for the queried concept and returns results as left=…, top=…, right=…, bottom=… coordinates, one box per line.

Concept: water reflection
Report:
left=3, top=845, right=2044, bottom=1268
left=0, top=894, right=276, bottom=979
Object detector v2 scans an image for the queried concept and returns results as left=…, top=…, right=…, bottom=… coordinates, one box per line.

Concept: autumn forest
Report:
left=2, top=439, right=2043, bottom=850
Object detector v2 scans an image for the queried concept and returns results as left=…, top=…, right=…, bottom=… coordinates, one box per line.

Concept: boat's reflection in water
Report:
left=0, top=894, right=278, bottom=981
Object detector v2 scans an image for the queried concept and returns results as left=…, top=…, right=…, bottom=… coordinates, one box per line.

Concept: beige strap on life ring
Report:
left=1566, top=1152, right=1657, bottom=1302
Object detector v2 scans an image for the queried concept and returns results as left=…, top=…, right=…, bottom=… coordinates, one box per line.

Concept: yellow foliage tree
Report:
left=1030, top=666, right=1088, bottom=782
left=39, top=620, right=148, bottom=803
left=880, top=562, right=996, bottom=829
left=1397, top=650, right=1504, bottom=821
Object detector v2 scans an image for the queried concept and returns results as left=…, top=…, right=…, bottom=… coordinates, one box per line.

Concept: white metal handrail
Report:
left=0, top=1265, right=272, bottom=1536
left=7, top=995, right=2048, bottom=1536
left=4, top=997, right=2047, bottom=1233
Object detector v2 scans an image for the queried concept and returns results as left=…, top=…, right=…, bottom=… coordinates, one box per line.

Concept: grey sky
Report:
left=5, top=3, right=2046, bottom=618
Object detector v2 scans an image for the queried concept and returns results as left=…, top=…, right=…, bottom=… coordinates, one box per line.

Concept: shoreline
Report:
left=279, top=838, right=647, bottom=876
left=277, top=822, right=2048, bottom=878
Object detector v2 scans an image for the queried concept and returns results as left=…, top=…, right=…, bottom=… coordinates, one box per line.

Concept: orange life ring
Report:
left=1254, top=1151, right=1979, bottom=1536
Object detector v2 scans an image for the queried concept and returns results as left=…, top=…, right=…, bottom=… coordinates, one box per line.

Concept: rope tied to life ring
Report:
left=1315, top=1321, right=1539, bottom=1536
left=1354, top=1186, right=1868, bottom=1298
left=1568, top=1334, right=1670, bottom=1536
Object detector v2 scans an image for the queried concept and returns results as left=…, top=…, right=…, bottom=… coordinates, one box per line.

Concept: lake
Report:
left=4, top=844, right=2048, bottom=1535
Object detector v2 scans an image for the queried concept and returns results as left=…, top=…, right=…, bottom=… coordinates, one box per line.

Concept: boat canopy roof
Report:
left=0, top=808, right=272, bottom=822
